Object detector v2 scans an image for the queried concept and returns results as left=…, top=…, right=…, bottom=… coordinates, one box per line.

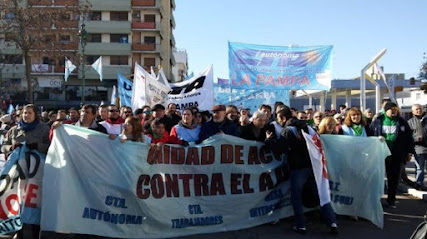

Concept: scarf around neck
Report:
left=351, top=124, right=363, bottom=136
left=18, top=119, right=40, bottom=132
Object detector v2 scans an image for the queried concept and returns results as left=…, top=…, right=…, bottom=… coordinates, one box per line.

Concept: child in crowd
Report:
left=148, top=118, right=170, bottom=147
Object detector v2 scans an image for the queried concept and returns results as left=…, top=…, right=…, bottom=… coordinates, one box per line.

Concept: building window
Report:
left=111, top=56, right=128, bottom=65
left=144, top=57, right=155, bottom=66
left=88, top=34, right=101, bottom=43
left=60, top=12, right=72, bottom=21
left=111, top=34, right=128, bottom=43
left=86, top=55, right=100, bottom=65
left=144, top=14, right=155, bottom=22
left=144, top=36, right=155, bottom=44
left=110, top=12, right=128, bottom=21
left=59, top=35, right=71, bottom=43
left=89, top=11, right=101, bottom=21
left=42, top=57, right=54, bottom=65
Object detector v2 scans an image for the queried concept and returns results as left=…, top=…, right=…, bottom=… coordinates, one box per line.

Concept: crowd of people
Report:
left=0, top=99, right=426, bottom=237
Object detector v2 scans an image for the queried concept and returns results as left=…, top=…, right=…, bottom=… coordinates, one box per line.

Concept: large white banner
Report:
left=131, top=63, right=148, bottom=111
left=168, top=65, right=214, bottom=111
left=40, top=126, right=387, bottom=238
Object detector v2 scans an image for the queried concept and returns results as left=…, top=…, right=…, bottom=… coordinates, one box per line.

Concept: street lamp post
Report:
left=78, top=23, right=88, bottom=106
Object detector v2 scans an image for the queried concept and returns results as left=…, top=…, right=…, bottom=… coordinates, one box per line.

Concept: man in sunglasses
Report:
left=99, top=104, right=125, bottom=136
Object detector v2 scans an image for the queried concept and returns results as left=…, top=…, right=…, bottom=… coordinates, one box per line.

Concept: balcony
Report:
left=88, top=0, right=131, bottom=11
left=83, top=42, right=131, bottom=55
left=132, top=21, right=161, bottom=31
left=132, top=43, right=159, bottom=52
left=132, top=0, right=156, bottom=7
left=83, top=65, right=132, bottom=80
left=171, top=0, right=176, bottom=10
left=54, top=0, right=78, bottom=6
left=54, top=20, right=79, bottom=29
left=28, top=0, right=52, bottom=6
left=54, top=65, right=65, bottom=73
left=1, top=65, right=26, bottom=78
left=59, top=42, right=78, bottom=50
left=84, top=21, right=131, bottom=34
left=170, top=34, right=176, bottom=47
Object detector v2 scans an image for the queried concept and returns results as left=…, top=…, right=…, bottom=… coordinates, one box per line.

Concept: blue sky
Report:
left=174, top=0, right=427, bottom=80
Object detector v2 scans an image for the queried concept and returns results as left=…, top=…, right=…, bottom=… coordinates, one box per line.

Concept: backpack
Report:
left=410, top=213, right=427, bottom=239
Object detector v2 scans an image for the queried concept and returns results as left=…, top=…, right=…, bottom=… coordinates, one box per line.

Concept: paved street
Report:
left=178, top=194, right=426, bottom=239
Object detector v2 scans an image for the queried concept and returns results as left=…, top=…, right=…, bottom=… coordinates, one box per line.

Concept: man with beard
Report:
left=166, top=103, right=181, bottom=126
left=64, top=107, right=80, bottom=124
left=226, top=105, right=239, bottom=124
left=99, top=104, right=125, bottom=136
left=151, top=104, right=174, bottom=133
left=197, top=104, right=240, bottom=143
left=371, top=102, right=414, bottom=208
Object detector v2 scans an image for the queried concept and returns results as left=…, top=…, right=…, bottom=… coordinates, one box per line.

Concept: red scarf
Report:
left=106, top=118, right=125, bottom=124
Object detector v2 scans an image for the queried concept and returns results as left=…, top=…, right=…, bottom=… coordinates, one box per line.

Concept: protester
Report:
left=97, top=104, right=108, bottom=122
left=1, top=104, right=50, bottom=239
left=166, top=103, right=181, bottom=126
left=371, top=102, right=415, bottom=208
left=240, top=111, right=268, bottom=141
left=148, top=118, right=170, bottom=146
left=341, top=107, right=372, bottom=136
left=41, top=111, right=49, bottom=123
left=151, top=104, right=174, bottom=133
left=57, top=109, right=67, bottom=121
left=318, top=116, right=337, bottom=135
left=239, top=114, right=250, bottom=127
left=195, top=111, right=205, bottom=126
left=134, top=108, right=144, bottom=120
left=226, top=105, right=239, bottom=123
left=259, top=104, right=273, bottom=123
left=297, top=111, right=307, bottom=121
left=333, top=113, right=343, bottom=133
left=46, top=110, right=57, bottom=128
left=266, top=106, right=338, bottom=234
left=64, top=107, right=80, bottom=124
left=312, top=112, right=324, bottom=132
left=407, top=104, right=427, bottom=190
left=100, top=104, right=125, bottom=136
left=198, top=104, right=240, bottom=143
left=120, top=106, right=133, bottom=119
left=75, top=104, right=107, bottom=134
left=363, top=108, right=374, bottom=126
left=169, top=108, right=201, bottom=145
left=117, top=116, right=151, bottom=143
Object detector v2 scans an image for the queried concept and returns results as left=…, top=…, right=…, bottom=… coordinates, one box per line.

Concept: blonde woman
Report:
left=318, top=117, right=338, bottom=135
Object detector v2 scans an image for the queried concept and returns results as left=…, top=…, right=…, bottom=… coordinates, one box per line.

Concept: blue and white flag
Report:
left=65, top=57, right=76, bottom=82
left=117, top=73, right=132, bottom=107
left=91, top=56, right=103, bottom=81
left=228, top=42, right=333, bottom=90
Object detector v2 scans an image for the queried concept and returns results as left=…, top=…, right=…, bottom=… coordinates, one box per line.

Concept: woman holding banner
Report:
left=0, top=104, right=50, bottom=239
left=1, top=104, right=50, bottom=155
left=341, top=107, right=373, bottom=137
left=169, top=108, right=201, bottom=145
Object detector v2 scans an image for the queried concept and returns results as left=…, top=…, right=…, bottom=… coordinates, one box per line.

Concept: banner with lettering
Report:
left=0, top=146, right=45, bottom=234
left=228, top=42, right=333, bottom=90
left=320, top=135, right=391, bottom=228
left=168, top=65, right=214, bottom=111
left=145, top=73, right=171, bottom=108
left=214, top=78, right=289, bottom=112
left=41, top=126, right=387, bottom=238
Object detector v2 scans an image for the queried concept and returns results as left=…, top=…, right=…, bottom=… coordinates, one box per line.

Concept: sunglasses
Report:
left=109, top=109, right=119, bottom=112
left=143, top=111, right=151, bottom=114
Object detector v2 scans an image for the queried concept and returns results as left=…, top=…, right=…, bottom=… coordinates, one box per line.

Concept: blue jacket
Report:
left=197, top=119, right=240, bottom=143
left=370, top=114, right=415, bottom=160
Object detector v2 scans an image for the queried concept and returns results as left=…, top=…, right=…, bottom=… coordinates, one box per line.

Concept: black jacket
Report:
left=266, top=118, right=312, bottom=170
left=240, top=123, right=267, bottom=142
left=370, top=114, right=415, bottom=160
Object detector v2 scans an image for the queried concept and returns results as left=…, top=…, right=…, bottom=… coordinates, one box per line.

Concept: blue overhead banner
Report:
left=228, top=42, right=333, bottom=90
left=214, top=78, right=289, bottom=112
